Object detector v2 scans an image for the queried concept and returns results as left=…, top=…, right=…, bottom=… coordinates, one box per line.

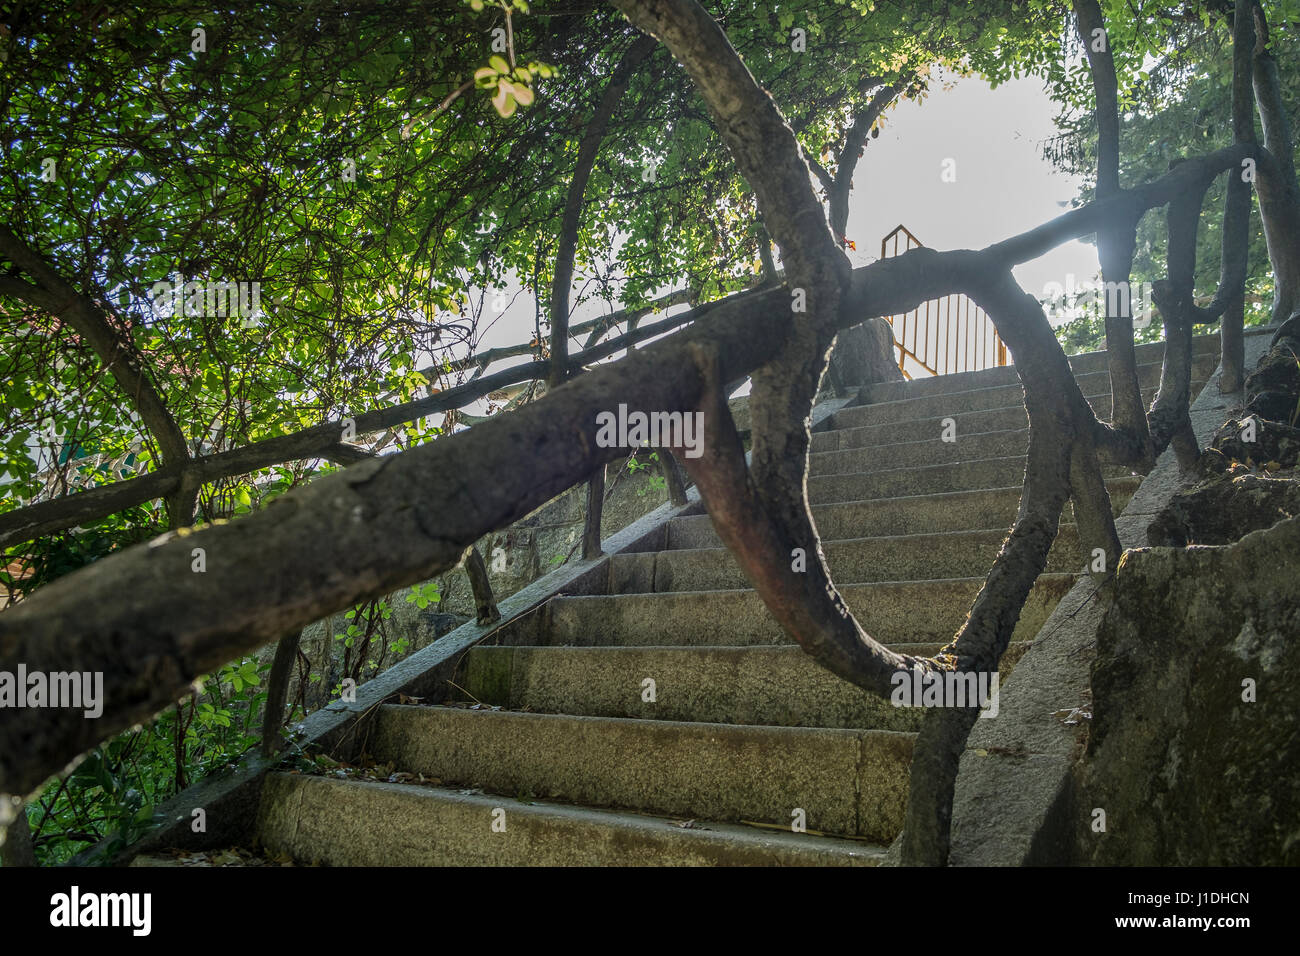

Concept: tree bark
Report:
left=464, top=545, right=501, bottom=624
left=1149, top=186, right=1210, bottom=470
left=823, top=80, right=906, bottom=392
left=259, top=630, right=302, bottom=758
left=826, top=82, right=899, bottom=241
left=659, top=450, right=689, bottom=506
left=1251, top=1, right=1300, bottom=324
left=1073, top=0, right=1148, bottom=452
left=1217, top=0, right=1258, bottom=391
left=582, top=464, right=606, bottom=560
left=1, top=810, right=36, bottom=867
left=548, top=34, right=656, bottom=390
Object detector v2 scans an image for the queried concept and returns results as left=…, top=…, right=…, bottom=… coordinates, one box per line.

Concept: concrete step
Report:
left=545, top=573, right=1075, bottom=646
left=459, top=642, right=1030, bottom=732
left=810, top=427, right=1028, bottom=476
left=257, top=772, right=884, bottom=866
left=854, top=334, right=1221, bottom=404
left=667, top=476, right=1141, bottom=546
left=839, top=352, right=1218, bottom=429
left=806, top=455, right=1137, bottom=505
left=610, top=525, right=1082, bottom=592
left=245, top=338, right=1212, bottom=869
left=814, top=376, right=1210, bottom=452
left=364, top=705, right=913, bottom=842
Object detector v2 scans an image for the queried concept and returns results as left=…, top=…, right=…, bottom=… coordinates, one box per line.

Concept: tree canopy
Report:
left=2, top=0, right=1296, bottom=865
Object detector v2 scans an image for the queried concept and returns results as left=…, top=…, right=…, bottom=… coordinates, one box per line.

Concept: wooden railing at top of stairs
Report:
left=880, top=225, right=1008, bottom=380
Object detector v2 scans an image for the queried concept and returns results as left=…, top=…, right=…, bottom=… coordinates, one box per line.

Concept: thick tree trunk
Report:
left=1, top=811, right=37, bottom=867
left=581, top=464, right=606, bottom=560
left=464, top=545, right=501, bottom=625
left=659, top=451, right=689, bottom=507
left=259, top=630, right=302, bottom=758
left=548, top=34, right=656, bottom=389
left=1218, top=0, right=1257, bottom=392
left=1251, top=6, right=1300, bottom=323
left=823, top=81, right=905, bottom=391
left=1222, top=295, right=1246, bottom=392
left=1073, top=0, right=1148, bottom=452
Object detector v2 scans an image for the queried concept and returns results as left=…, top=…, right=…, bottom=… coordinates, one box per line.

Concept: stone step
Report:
left=364, top=705, right=913, bottom=842
left=806, top=455, right=1137, bottom=505
left=459, top=642, right=1029, bottom=733
left=830, top=358, right=1208, bottom=431
left=810, top=427, right=1028, bottom=476
left=544, top=573, right=1075, bottom=646
left=610, top=525, right=1082, bottom=592
left=666, top=476, right=1141, bottom=546
left=854, top=335, right=1221, bottom=404
left=257, top=772, right=884, bottom=866
left=814, top=375, right=1211, bottom=452
left=248, top=338, right=1213, bottom=868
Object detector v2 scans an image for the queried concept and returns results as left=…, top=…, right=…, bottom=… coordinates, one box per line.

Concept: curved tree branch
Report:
left=548, top=32, right=657, bottom=390
left=827, top=80, right=901, bottom=239
left=1249, top=0, right=1300, bottom=322
left=1073, top=0, right=1148, bottom=452
left=0, top=227, right=194, bottom=521
left=900, top=266, right=1101, bottom=865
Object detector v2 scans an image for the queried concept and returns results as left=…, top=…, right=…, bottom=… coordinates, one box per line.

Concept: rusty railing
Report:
left=880, top=225, right=1008, bottom=379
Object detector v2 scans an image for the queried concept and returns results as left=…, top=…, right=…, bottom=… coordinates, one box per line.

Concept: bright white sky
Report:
left=839, top=73, right=1098, bottom=298
left=462, top=72, right=1101, bottom=380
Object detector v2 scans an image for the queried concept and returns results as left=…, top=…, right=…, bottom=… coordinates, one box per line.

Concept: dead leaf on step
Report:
left=1050, top=706, right=1092, bottom=725
left=985, top=745, right=1031, bottom=758
left=741, top=819, right=825, bottom=836
left=397, top=693, right=424, bottom=705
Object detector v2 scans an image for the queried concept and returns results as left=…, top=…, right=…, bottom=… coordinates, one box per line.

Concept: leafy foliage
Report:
left=1036, top=0, right=1297, bottom=332
left=1, top=0, right=1288, bottom=861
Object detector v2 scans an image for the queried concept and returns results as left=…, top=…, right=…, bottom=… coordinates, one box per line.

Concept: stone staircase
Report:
left=254, top=337, right=1221, bottom=866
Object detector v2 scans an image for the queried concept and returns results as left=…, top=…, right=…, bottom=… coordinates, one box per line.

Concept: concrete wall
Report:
left=944, top=326, right=1278, bottom=865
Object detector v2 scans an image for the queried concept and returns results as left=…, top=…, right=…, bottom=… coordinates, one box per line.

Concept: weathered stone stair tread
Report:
left=814, top=375, right=1212, bottom=451
left=806, top=454, right=1139, bottom=504
left=666, top=477, right=1142, bottom=546
left=365, top=705, right=911, bottom=842
left=809, top=427, right=1032, bottom=476
left=257, top=772, right=884, bottom=866
left=855, top=334, right=1220, bottom=403
left=545, top=574, right=1075, bottom=646
left=460, top=642, right=1028, bottom=732
left=610, top=524, right=1082, bottom=592
left=829, top=355, right=1216, bottom=429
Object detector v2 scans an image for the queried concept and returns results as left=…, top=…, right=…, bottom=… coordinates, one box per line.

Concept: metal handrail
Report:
left=880, top=225, right=1008, bottom=378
